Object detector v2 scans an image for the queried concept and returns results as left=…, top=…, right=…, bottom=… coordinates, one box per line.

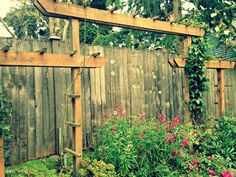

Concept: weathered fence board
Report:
left=0, top=38, right=235, bottom=164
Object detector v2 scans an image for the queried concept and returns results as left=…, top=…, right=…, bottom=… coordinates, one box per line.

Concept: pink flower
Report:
left=209, top=155, right=214, bottom=161
left=182, top=136, right=188, bottom=148
left=189, top=164, right=193, bottom=171
left=195, top=164, right=199, bottom=170
left=164, top=138, right=167, bottom=142
left=172, top=149, right=178, bottom=155
left=221, top=171, right=234, bottom=177
left=208, top=169, right=215, bottom=175
left=138, top=133, right=145, bottom=137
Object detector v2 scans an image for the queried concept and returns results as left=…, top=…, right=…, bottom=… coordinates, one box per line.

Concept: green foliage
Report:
left=196, top=116, right=236, bottom=168
left=0, top=93, right=13, bottom=158
left=6, top=156, right=70, bottom=177
left=185, top=37, right=211, bottom=125
left=95, top=108, right=195, bottom=176
left=4, top=0, right=49, bottom=39
left=78, top=158, right=117, bottom=177
left=95, top=108, right=233, bottom=176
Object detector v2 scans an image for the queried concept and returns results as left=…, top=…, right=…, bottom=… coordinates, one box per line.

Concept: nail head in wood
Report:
left=1, top=45, right=10, bottom=52
left=91, top=52, right=101, bottom=58
left=68, top=94, right=80, bottom=99
left=35, top=48, right=47, bottom=54
left=151, top=16, right=160, bottom=21
left=109, top=6, right=118, bottom=13
left=132, top=12, right=139, bottom=18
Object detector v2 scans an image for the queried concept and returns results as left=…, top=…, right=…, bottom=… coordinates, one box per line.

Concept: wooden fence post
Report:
left=217, top=69, right=225, bottom=116
left=0, top=137, right=4, bottom=177
left=183, top=36, right=192, bottom=124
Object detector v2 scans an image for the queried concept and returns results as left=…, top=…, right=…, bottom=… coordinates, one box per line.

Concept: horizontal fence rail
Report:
left=0, top=38, right=235, bottom=164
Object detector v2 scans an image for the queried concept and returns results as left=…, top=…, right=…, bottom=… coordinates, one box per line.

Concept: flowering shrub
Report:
left=95, top=107, right=234, bottom=177
left=196, top=116, right=236, bottom=168
left=95, top=107, right=195, bottom=176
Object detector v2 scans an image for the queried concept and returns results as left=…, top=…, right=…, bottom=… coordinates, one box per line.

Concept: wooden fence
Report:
left=0, top=38, right=235, bottom=164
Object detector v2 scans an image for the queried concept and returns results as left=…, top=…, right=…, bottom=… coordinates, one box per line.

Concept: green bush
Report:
left=197, top=116, right=236, bottom=168
left=78, top=158, right=116, bottom=177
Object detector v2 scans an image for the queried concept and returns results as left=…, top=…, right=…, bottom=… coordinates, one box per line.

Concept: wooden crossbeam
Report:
left=35, top=0, right=205, bottom=37
left=169, top=58, right=235, bottom=69
left=0, top=51, right=106, bottom=68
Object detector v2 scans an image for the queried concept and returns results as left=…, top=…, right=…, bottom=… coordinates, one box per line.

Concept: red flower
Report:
left=159, top=114, right=167, bottom=123
left=182, top=136, right=188, bottom=147
left=164, top=138, right=167, bottom=142
left=173, top=117, right=180, bottom=125
left=209, top=155, right=214, bottom=161
left=172, top=149, right=178, bottom=155
left=221, top=171, right=234, bottom=177
left=103, top=113, right=108, bottom=118
left=165, top=123, right=169, bottom=132
left=138, top=133, right=145, bottom=137
left=208, top=169, right=215, bottom=175
left=167, top=133, right=176, bottom=143
left=192, top=159, right=198, bottom=165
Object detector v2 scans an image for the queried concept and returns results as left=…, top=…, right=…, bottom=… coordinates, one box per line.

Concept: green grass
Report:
left=5, top=156, right=70, bottom=177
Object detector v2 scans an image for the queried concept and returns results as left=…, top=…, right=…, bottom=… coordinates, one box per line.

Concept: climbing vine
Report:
left=0, top=92, right=13, bottom=158
left=185, top=37, right=211, bottom=125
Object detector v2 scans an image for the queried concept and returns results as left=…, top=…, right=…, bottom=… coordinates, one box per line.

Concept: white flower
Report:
left=113, top=111, right=118, bottom=116
left=110, top=59, right=115, bottom=64
left=151, top=43, right=155, bottom=48
left=153, top=75, right=156, bottom=79
left=211, top=12, right=217, bottom=18
left=224, top=30, right=230, bottom=35
left=110, top=42, right=114, bottom=46
left=111, top=71, right=116, bottom=76
left=119, top=44, right=123, bottom=48
left=158, top=91, right=162, bottom=95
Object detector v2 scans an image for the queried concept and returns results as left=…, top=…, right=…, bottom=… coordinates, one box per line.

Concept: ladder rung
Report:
left=68, top=94, right=80, bottom=99
left=64, top=148, right=81, bottom=157
left=65, top=121, right=81, bottom=127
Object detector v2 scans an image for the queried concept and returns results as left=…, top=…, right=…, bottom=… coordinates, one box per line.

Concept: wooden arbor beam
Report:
left=169, top=58, right=236, bottom=69
left=35, top=0, right=205, bottom=37
left=0, top=51, right=106, bottom=68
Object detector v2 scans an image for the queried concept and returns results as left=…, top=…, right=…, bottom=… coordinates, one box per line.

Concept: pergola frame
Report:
left=2, top=0, right=231, bottom=176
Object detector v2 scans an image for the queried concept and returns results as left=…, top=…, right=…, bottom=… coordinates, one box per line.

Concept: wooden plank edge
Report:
left=36, top=0, right=205, bottom=37
left=173, top=58, right=235, bottom=69
left=0, top=51, right=107, bottom=68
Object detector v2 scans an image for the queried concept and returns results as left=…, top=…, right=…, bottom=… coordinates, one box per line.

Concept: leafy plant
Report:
left=197, top=116, right=236, bottom=168
left=78, top=158, right=116, bottom=177
left=0, top=93, right=13, bottom=158
left=95, top=107, right=197, bottom=177
left=185, top=37, right=211, bottom=125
